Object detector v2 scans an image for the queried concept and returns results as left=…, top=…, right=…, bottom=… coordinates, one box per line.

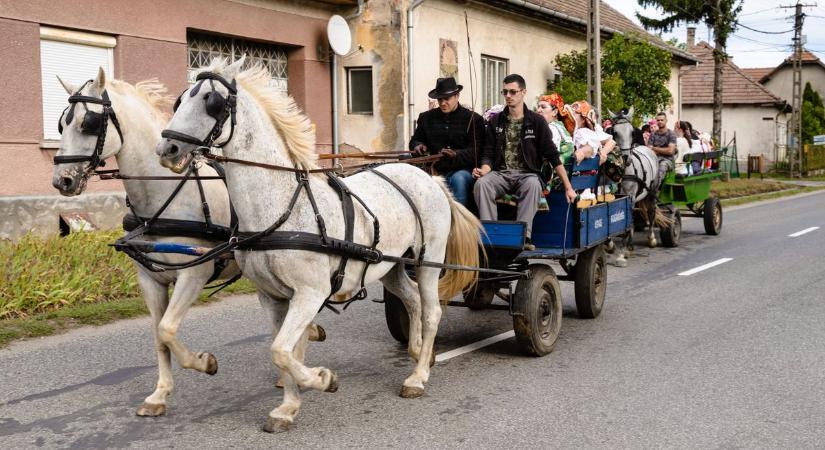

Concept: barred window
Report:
left=480, top=55, right=508, bottom=111
left=187, top=31, right=288, bottom=94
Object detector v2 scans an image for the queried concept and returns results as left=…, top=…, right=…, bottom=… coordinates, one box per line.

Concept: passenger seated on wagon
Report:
left=536, top=93, right=574, bottom=163
left=674, top=120, right=693, bottom=176
left=409, top=77, right=485, bottom=208
left=568, top=100, right=616, bottom=165
left=474, top=74, right=577, bottom=251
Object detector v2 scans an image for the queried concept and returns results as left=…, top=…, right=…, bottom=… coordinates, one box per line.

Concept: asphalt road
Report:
left=2, top=191, right=824, bottom=449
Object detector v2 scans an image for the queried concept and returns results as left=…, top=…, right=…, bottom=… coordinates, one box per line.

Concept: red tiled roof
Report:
left=501, top=0, right=698, bottom=64
left=741, top=67, right=773, bottom=83
left=784, top=50, right=821, bottom=63
left=682, top=42, right=784, bottom=106
left=759, top=49, right=825, bottom=81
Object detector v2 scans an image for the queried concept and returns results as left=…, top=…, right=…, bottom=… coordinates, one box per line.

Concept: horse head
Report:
left=52, top=67, right=125, bottom=196
left=157, top=57, right=246, bottom=173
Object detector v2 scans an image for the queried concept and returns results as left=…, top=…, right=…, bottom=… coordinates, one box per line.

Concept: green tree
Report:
left=802, top=82, right=825, bottom=144
left=550, top=34, right=671, bottom=124
left=636, top=0, right=744, bottom=147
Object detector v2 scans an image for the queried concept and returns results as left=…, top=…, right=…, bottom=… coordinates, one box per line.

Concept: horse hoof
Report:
left=262, top=417, right=291, bottom=433
left=136, top=402, right=166, bottom=417
left=399, top=385, right=424, bottom=399
left=204, top=353, right=218, bottom=375
left=275, top=377, right=284, bottom=389
left=324, top=370, right=339, bottom=393
left=648, top=240, right=657, bottom=248
left=311, top=325, right=326, bottom=342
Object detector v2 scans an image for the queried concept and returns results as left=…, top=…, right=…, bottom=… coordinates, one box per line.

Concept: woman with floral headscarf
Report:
left=536, top=93, right=574, bottom=163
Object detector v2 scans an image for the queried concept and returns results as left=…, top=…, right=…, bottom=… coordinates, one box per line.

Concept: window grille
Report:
left=187, top=31, right=288, bottom=94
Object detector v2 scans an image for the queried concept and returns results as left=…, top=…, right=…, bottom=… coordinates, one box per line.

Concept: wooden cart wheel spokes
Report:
left=383, top=288, right=409, bottom=344
left=513, top=264, right=562, bottom=356
left=464, top=282, right=496, bottom=309
left=660, top=209, right=682, bottom=247
left=574, top=245, right=606, bottom=319
left=703, top=197, right=723, bottom=235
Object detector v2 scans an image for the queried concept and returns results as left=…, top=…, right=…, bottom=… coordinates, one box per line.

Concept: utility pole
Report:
left=781, top=2, right=815, bottom=177
left=587, top=0, right=601, bottom=115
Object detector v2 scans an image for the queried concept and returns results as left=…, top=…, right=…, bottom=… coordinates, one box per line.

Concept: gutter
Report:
left=407, top=0, right=426, bottom=141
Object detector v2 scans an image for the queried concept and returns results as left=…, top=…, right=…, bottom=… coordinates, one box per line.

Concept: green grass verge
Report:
left=0, top=278, right=256, bottom=348
left=720, top=185, right=825, bottom=207
left=766, top=173, right=825, bottom=182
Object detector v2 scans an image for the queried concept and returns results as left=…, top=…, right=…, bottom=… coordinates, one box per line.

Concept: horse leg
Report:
left=258, top=294, right=308, bottom=433
left=135, top=271, right=172, bottom=417
left=155, top=268, right=218, bottom=375
left=400, top=264, right=442, bottom=399
left=381, top=264, right=424, bottom=361
left=613, top=232, right=629, bottom=267
left=647, top=201, right=658, bottom=248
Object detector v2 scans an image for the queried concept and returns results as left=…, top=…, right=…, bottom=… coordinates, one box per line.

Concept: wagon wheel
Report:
left=660, top=209, right=682, bottom=247
left=513, top=264, right=562, bottom=356
left=574, top=245, right=606, bottom=319
left=383, top=288, right=409, bottom=344
left=703, top=197, right=723, bottom=235
left=464, top=282, right=496, bottom=309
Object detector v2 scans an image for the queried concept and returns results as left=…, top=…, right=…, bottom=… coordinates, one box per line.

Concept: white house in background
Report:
left=681, top=37, right=789, bottom=164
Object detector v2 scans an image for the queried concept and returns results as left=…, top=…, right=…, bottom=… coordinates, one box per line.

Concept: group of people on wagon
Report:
left=408, top=75, right=617, bottom=250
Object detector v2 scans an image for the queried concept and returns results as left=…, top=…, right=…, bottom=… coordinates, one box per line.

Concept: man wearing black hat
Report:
left=409, top=77, right=484, bottom=207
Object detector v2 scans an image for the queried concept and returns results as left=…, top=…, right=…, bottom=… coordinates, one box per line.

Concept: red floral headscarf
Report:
left=539, top=93, right=565, bottom=112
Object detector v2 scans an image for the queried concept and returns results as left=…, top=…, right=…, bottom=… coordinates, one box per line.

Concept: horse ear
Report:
left=56, top=75, right=77, bottom=95
left=627, top=106, right=634, bottom=118
left=607, top=109, right=616, bottom=119
left=94, top=67, right=107, bottom=91
left=225, top=55, right=247, bottom=78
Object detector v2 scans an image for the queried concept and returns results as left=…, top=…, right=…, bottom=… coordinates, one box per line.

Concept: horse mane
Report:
left=203, top=59, right=318, bottom=170
left=106, top=79, right=173, bottom=124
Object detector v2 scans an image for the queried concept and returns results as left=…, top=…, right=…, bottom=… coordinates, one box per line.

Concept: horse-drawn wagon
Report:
left=384, top=157, right=632, bottom=356
left=656, top=150, right=725, bottom=247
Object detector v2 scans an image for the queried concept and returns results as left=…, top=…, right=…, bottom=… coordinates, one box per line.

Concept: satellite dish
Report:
left=327, top=15, right=352, bottom=56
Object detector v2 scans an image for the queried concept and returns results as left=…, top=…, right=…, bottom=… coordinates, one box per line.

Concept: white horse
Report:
left=156, top=58, right=482, bottom=432
left=50, top=68, right=324, bottom=417
left=607, top=108, right=667, bottom=266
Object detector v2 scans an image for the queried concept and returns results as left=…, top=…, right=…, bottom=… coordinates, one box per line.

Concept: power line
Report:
left=731, top=34, right=789, bottom=46
left=740, top=6, right=781, bottom=16
left=735, top=21, right=794, bottom=34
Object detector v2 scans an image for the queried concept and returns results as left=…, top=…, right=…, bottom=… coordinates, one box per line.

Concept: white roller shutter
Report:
left=40, top=33, right=114, bottom=140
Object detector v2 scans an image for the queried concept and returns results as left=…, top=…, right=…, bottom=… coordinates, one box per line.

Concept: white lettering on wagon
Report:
left=595, top=218, right=604, bottom=229
left=610, top=210, right=625, bottom=224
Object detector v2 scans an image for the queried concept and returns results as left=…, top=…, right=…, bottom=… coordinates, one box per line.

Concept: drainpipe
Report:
left=332, top=0, right=365, bottom=160
left=407, top=0, right=425, bottom=142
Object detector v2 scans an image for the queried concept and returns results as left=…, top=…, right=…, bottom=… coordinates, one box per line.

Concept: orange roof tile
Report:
left=741, top=67, right=773, bottom=83
left=682, top=42, right=784, bottom=106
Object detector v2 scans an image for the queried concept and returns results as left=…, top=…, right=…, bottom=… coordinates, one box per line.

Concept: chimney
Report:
left=687, top=27, right=696, bottom=48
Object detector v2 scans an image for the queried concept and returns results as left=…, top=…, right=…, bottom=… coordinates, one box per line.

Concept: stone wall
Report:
left=0, top=193, right=127, bottom=240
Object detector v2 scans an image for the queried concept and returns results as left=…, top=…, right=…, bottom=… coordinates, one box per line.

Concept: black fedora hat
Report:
left=428, top=77, right=463, bottom=99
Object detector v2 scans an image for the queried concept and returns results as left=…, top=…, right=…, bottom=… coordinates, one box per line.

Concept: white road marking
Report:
left=435, top=331, right=515, bottom=363
left=788, top=227, right=819, bottom=238
left=678, top=258, right=733, bottom=276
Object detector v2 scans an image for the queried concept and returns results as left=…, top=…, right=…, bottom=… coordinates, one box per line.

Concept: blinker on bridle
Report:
left=53, top=79, right=124, bottom=170
left=161, top=71, right=238, bottom=150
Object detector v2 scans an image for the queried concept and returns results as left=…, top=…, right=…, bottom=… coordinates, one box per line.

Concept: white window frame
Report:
left=347, top=66, right=373, bottom=115
left=481, top=55, right=508, bottom=111
left=39, top=27, right=115, bottom=146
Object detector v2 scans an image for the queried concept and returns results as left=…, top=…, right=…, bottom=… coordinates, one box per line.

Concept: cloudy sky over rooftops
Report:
left=605, top=0, right=825, bottom=68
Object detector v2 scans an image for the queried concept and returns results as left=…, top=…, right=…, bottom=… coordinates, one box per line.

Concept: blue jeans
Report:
left=445, top=170, right=474, bottom=207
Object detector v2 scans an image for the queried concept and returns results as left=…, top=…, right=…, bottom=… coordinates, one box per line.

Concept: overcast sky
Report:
left=603, top=0, right=825, bottom=68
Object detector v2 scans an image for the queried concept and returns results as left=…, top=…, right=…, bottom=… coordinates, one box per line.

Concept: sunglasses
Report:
left=501, top=89, right=522, bottom=96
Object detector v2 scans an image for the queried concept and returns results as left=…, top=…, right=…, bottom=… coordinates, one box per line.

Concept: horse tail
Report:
left=433, top=177, right=483, bottom=302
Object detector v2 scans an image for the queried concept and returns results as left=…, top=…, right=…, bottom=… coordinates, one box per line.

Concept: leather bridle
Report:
left=161, top=72, right=237, bottom=149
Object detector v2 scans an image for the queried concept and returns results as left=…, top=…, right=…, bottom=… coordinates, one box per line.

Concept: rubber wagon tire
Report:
left=513, top=264, right=562, bottom=357
left=383, top=288, right=409, bottom=344
left=660, top=209, right=682, bottom=247
left=574, top=245, right=607, bottom=319
left=703, top=197, right=723, bottom=235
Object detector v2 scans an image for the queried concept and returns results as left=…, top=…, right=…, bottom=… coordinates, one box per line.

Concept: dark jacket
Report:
left=409, top=104, right=485, bottom=173
left=482, top=104, right=561, bottom=173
